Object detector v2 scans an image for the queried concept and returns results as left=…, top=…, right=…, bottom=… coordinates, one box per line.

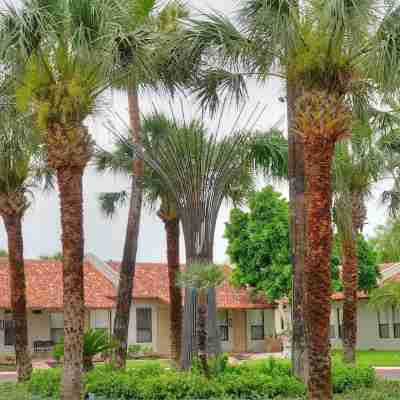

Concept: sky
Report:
left=0, top=0, right=391, bottom=262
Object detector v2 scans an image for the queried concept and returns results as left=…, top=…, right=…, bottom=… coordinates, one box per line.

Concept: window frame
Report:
left=377, top=309, right=391, bottom=339
left=4, top=320, right=15, bottom=346
left=250, top=310, right=265, bottom=341
left=136, top=307, right=152, bottom=344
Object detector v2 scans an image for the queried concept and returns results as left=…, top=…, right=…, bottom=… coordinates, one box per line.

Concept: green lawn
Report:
left=125, top=358, right=170, bottom=368
left=332, top=350, right=400, bottom=367
left=0, top=365, right=16, bottom=372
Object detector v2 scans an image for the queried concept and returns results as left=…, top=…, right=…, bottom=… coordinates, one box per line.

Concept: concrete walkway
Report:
left=0, top=360, right=51, bottom=382
left=375, top=367, right=400, bottom=380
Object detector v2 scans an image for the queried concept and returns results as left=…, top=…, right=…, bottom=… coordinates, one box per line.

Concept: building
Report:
left=0, top=255, right=277, bottom=356
left=1, top=255, right=399, bottom=357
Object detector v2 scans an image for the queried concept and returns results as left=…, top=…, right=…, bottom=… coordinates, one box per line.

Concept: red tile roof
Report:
left=331, top=291, right=369, bottom=301
left=107, top=262, right=274, bottom=309
left=0, top=258, right=115, bottom=309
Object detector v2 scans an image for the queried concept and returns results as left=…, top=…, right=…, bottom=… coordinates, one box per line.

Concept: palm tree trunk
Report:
left=113, top=86, right=143, bottom=369
left=3, top=214, right=32, bottom=382
left=303, top=136, right=334, bottom=400
left=341, top=231, right=358, bottom=363
left=57, top=167, right=85, bottom=400
left=287, top=81, right=308, bottom=381
left=197, top=290, right=209, bottom=378
left=164, top=217, right=182, bottom=366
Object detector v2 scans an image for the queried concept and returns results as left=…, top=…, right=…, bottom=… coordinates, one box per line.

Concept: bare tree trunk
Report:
left=303, top=133, right=334, bottom=400
left=341, top=231, right=358, bottom=364
left=3, top=214, right=32, bottom=382
left=287, top=81, right=308, bottom=381
left=197, top=290, right=209, bottom=378
left=163, top=217, right=182, bottom=366
left=57, top=167, right=85, bottom=400
left=113, top=87, right=143, bottom=369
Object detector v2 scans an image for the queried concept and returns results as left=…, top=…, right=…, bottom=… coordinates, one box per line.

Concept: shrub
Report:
left=27, top=368, right=61, bottom=398
left=53, top=329, right=113, bottom=371
left=332, top=361, right=375, bottom=393
left=26, top=359, right=377, bottom=400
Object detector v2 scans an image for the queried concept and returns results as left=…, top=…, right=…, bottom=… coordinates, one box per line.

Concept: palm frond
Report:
left=98, top=191, right=129, bottom=217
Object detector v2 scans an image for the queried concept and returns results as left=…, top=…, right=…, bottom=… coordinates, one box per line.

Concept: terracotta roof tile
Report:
left=0, top=259, right=115, bottom=309
left=108, top=262, right=274, bottom=309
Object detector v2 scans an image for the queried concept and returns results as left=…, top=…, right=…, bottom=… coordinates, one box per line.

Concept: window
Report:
left=91, top=310, right=110, bottom=333
left=136, top=308, right=152, bottom=343
left=393, top=307, right=400, bottom=338
left=218, top=311, right=229, bottom=342
left=336, top=308, right=343, bottom=339
left=50, top=313, right=64, bottom=344
left=4, top=320, right=15, bottom=346
left=378, top=308, right=391, bottom=339
left=249, top=310, right=264, bottom=341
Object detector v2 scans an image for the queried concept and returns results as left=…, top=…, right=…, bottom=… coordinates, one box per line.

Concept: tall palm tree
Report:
left=107, top=1, right=192, bottom=369
left=97, top=111, right=287, bottom=367
left=333, top=125, right=383, bottom=363
left=0, top=1, right=123, bottom=398
left=0, top=111, right=45, bottom=382
left=96, top=113, right=184, bottom=366
left=182, top=3, right=400, bottom=397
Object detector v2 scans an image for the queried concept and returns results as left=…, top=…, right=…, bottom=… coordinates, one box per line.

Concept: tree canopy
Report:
left=369, top=218, right=400, bottom=263
left=225, top=186, right=380, bottom=301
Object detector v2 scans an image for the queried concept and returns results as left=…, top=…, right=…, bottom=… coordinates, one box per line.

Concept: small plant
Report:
left=53, top=329, right=113, bottom=371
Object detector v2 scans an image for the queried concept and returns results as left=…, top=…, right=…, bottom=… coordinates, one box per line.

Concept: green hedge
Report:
left=26, top=358, right=375, bottom=400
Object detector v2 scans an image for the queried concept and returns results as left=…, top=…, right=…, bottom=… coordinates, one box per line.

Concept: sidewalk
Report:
left=375, top=367, right=400, bottom=380
left=0, top=360, right=51, bottom=382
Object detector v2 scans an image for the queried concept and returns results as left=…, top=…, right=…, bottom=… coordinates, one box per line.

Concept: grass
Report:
left=0, top=365, right=16, bottom=372
left=125, top=358, right=170, bottom=369
left=332, top=350, right=400, bottom=367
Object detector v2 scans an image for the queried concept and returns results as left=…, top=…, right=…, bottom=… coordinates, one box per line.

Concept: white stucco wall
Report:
left=330, top=299, right=400, bottom=350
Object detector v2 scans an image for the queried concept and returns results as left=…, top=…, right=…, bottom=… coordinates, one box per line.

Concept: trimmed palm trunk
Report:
left=297, top=91, right=350, bottom=400
left=287, top=81, right=308, bottom=381
left=197, top=290, right=209, bottom=378
left=46, top=123, right=92, bottom=400
left=2, top=212, right=32, bottom=382
left=162, top=216, right=182, bottom=366
left=113, top=87, right=144, bottom=369
left=341, top=231, right=358, bottom=363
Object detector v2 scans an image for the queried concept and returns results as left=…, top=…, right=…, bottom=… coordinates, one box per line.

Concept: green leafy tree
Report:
left=225, top=186, right=291, bottom=302
left=369, top=218, right=400, bottom=263
left=332, top=235, right=380, bottom=293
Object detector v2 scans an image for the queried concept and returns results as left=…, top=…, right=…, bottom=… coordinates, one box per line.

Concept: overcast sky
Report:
left=0, top=0, right=391, bottom=262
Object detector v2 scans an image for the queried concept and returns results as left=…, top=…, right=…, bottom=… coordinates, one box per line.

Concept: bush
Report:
left=26, top=359, right=376, bottom=400
left=27, top=368, right=61, bottom=398
left=332, top=361, right=375, bottom=393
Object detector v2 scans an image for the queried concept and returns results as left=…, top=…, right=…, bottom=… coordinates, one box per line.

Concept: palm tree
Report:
left=0, top=107, right=50, bottom=381
left=0, top=1, right=122, bottom=398
left=182, top=3, right=400, bottom=397
left=333, top=126, right=383, bottom=363
left=96, top=112, right=184, bottom=366
left=106, top=1, right=192, bottom=369
left=178, top=262, right=225, bottom=377
left=97, top=111, right=287, bottom=367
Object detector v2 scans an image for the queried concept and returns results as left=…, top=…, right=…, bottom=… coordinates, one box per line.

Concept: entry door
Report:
left=218, top=310, right=233, bottom=352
